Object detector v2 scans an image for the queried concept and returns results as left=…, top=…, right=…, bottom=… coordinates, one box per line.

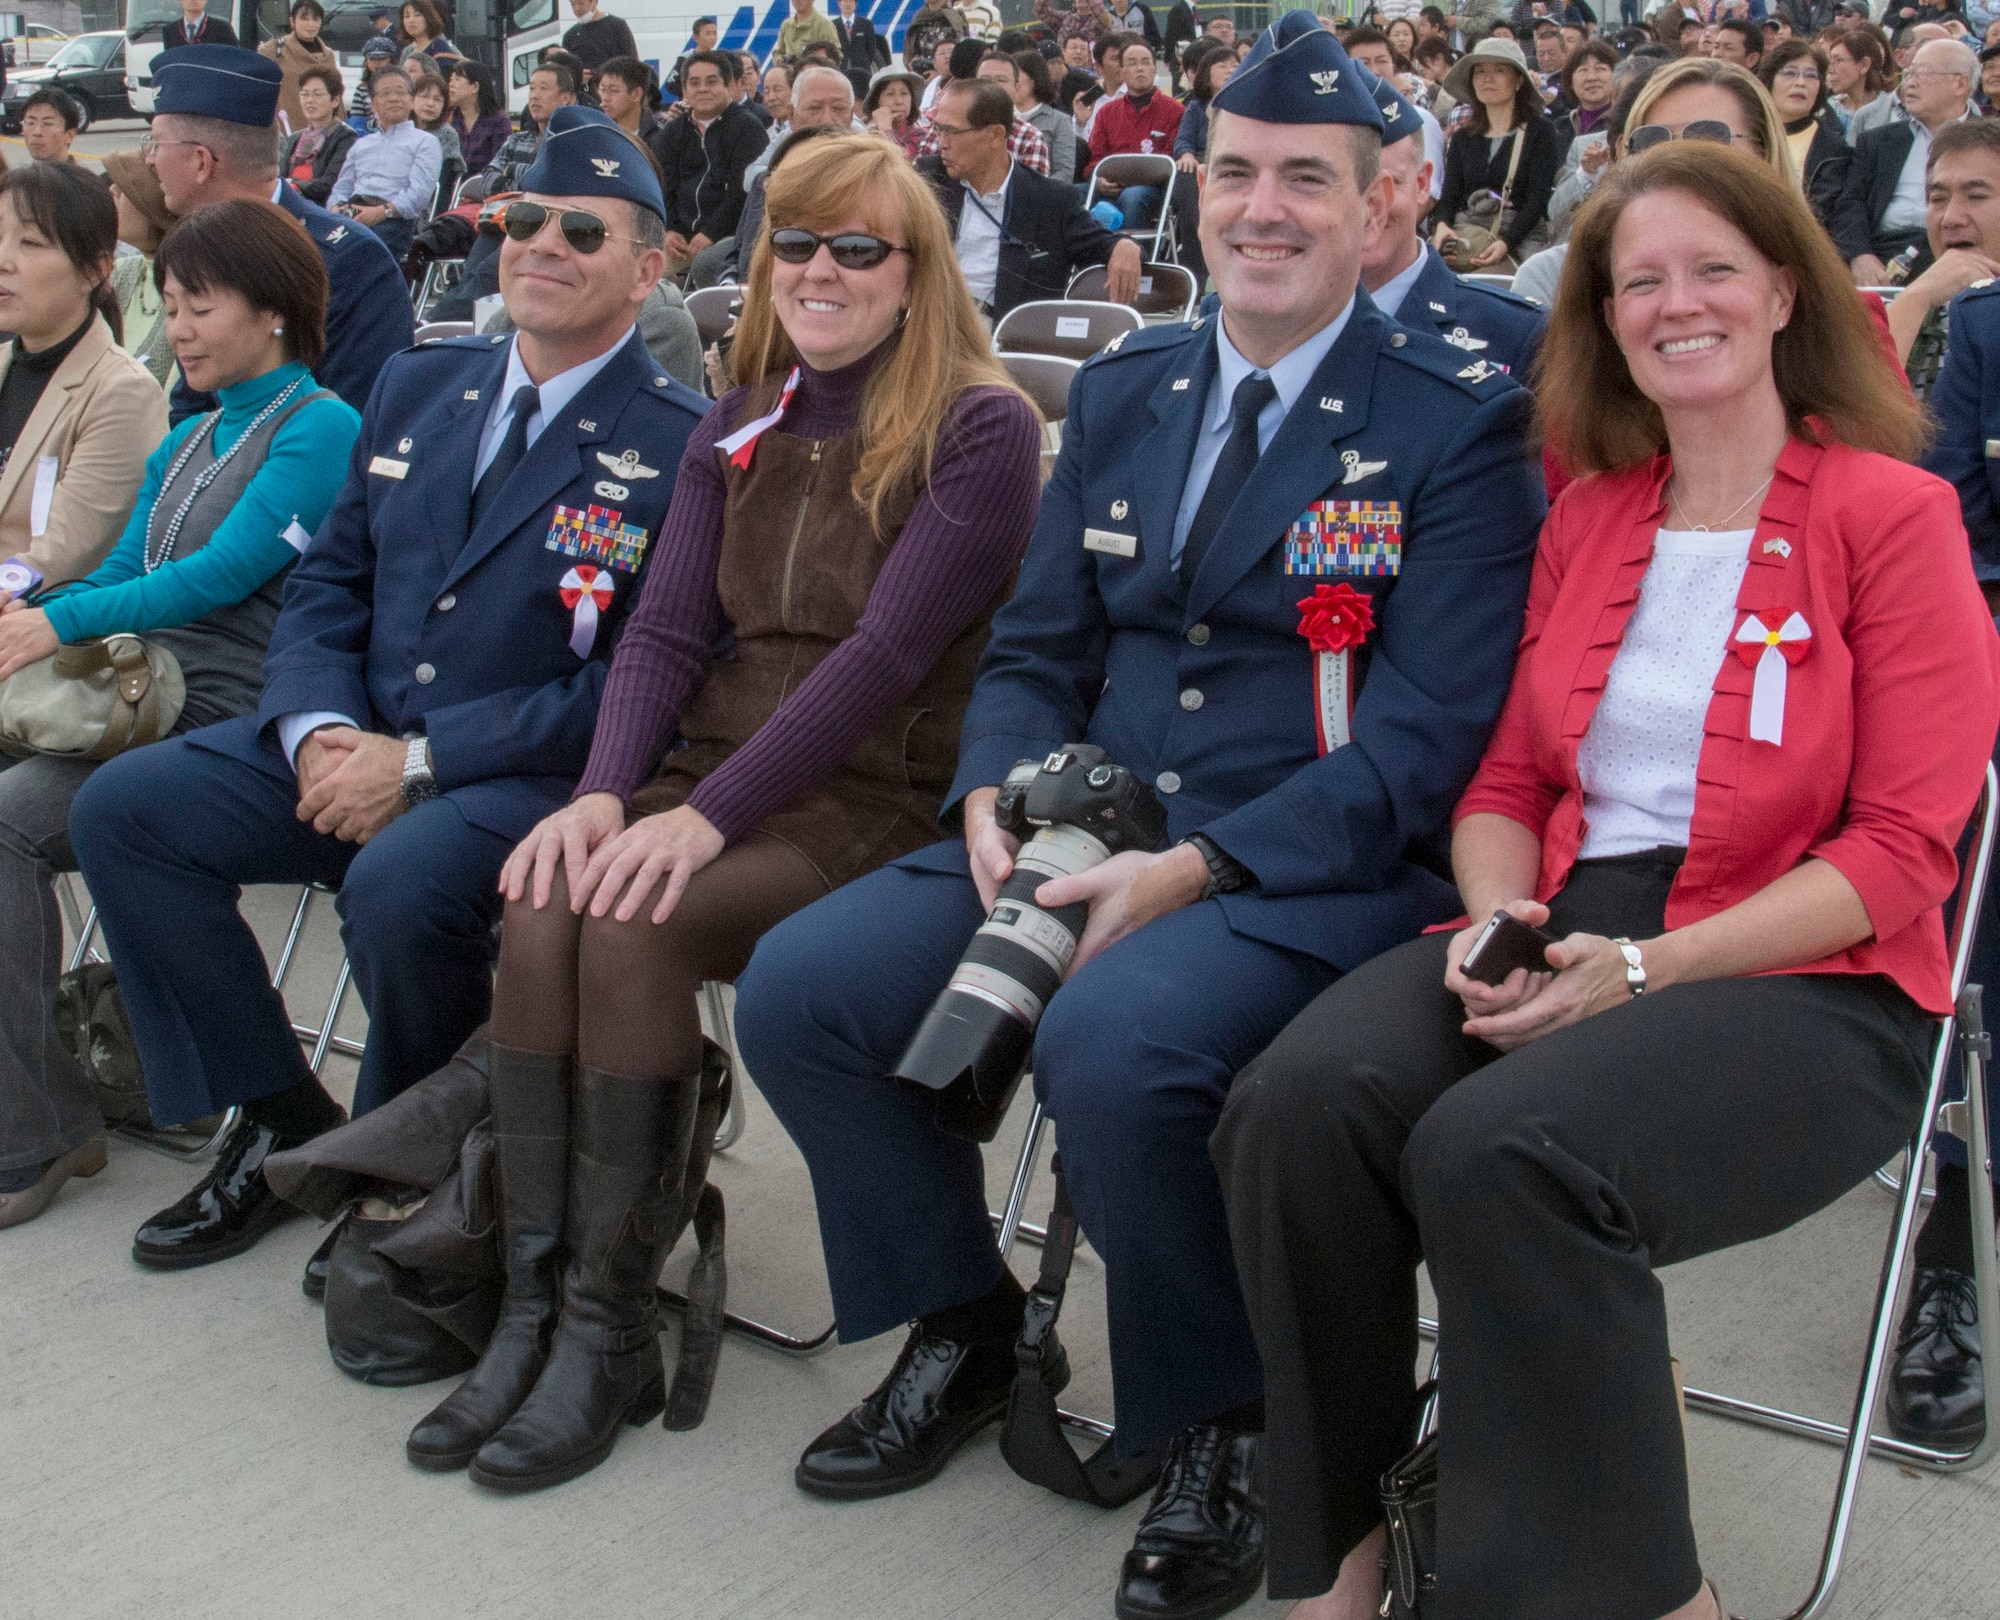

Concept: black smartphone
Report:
left=1460, top=912, right=1559, bottom=986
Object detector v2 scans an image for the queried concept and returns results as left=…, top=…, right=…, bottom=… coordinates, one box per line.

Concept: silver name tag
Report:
left=1083, top=528, right=1138, bottom=558
left=368, top=456, right=409, bottom=480
left=1987, top=440, right=2000, bottom=460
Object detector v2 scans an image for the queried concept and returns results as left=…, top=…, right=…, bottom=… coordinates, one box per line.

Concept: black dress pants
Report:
left=1211, top=850, right=1933, bottom=1619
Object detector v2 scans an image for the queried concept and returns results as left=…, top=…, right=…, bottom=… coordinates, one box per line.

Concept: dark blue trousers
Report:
left=736, top=839, right=1335, bottom=1454
left=68, top=732, right=509, bottom=1126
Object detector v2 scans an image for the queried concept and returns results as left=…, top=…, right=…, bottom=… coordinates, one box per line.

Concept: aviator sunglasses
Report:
left=501, top=201, right=645, bottom=254
left=1625, top=119, right=1741, bottom=155
left=768, top=227, right=913, bottom=270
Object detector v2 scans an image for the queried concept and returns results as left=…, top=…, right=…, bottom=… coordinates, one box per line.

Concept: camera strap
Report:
left=999, top=1154, right=1164, bottom=1508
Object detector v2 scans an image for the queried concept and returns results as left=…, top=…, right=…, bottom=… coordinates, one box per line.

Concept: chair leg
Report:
left=702, top=979, right=747, bottom=1153
left=992, top=1099, right=1050, bottom=1260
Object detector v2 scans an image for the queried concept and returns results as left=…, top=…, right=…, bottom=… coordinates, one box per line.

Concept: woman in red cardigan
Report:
left=1212, top=143, right=2000, bottom=1620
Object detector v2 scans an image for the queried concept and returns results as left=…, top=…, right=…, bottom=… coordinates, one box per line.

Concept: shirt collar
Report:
left=1369, top=246, right=1429, bottom=322
left=962, top=158, right=1015, bottom=204
left=497, top=325, right=637, bottom=424
left=1209, top=297, right=1355, bottom=433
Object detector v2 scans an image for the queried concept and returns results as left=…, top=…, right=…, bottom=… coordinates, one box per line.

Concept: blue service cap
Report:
left=1353, top=59, right=1421, bottom=146
left=1210, top=10, right=1384, bottom=132
left=152, top=44, right=282, bottom=127
left=517, top=105, right=668, bottom=223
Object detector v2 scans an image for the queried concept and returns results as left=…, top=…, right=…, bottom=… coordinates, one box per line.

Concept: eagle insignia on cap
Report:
left=598, top=448, right=660, bottom=480
left=1310, top=69, right=1340, bottom=94
left=590, top=157, right=623, bottom=177
left=1382, top=100, right=1400, bottom=120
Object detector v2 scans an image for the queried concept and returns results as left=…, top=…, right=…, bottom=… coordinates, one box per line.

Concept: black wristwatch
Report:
left=1183, top=832, right=1252, bottom=901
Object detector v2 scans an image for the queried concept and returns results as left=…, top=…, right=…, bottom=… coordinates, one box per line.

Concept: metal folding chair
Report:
left=414, top=319, right=474, bottom=343
left=1084, top=153, right=1178, bottom=264
left=1066, top=261, right=1199, bottom=323
left=992, top=299, right=1143, bottom=362
left=1415, top=762, right=2000, bottom=1620
left=1461, top=272, right=1517, bottom=292
left=682, top=284, right=742, bottom=350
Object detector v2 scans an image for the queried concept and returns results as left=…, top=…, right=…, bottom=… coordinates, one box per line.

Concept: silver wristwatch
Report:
left=399, top=735, right=439, bottom=808
left=1611, top=937, right=1647, bottom=997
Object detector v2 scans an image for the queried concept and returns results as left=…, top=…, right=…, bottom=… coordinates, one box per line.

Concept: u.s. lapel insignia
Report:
left=1110, top=499, right=1129, bottom=520
left=590, top=157, right=622, bottom=176
left=597, top=448, right=661, bottom=480
left=1457, top=360, right=1500, bottom=383
left=1340, top=449, right=1388, bottom=485
left=1320, top=397, right=1343, bottom=413
left=1428, top=300, right=1448, bottom=314
left=463, top=389, right=480, bottom=401
left=578, top=419, right=596, bottom=433
left=397, top=437, right=414, bottom=453
left=1443, top=327, right=1489, bottom=352
left=1310, top=69, right=1340, bottom=94
left=1171, top=378, right=1190, bottom=391
left=325, top=225, right=348, bottom=244
left=1763, top=538, right=1792, bottom=558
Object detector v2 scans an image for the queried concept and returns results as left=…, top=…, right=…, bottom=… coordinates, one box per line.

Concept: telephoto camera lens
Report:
left=893, top=747, right=1166, bottom=1141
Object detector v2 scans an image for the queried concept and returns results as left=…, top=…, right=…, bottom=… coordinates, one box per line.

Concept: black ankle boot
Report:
left=407, top=1045, right=572, bottom=1472
left=468, top=1064, right=701, bottom=1493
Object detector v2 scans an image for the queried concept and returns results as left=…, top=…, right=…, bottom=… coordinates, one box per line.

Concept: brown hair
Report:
left=297, top=61, right=345, bottom=99
left=399, top=0, right=446, bottom=42
left=154, top=199, right=329, bottom=370
left=733, top=134, right=1028, bottom=536
left=1758, top=37, right=1830, bottom=119
left=1534, top=142, right=1922, bottom=472
left=1825, top=25, right=1889, bottom=96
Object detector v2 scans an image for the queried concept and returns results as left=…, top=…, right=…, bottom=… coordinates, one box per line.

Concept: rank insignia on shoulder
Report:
left=597, top=448, right=660, bottom=480
left=1340, top=450, right=1388, bottom=485
left=1457, top=359, right=1500, bottom=383
left=325, top=225, right=348, bottom=244
left=546, top=502, right=650, bottom=571
left=1285, top=500, right=1402, bottom=577
left=1443, top=327, right=1489, bottom=352
left=1105, top=332, right=1126, bottom=352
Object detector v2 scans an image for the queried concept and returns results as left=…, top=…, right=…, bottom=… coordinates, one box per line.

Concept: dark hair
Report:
left=1412, top=36, right=1454, bottom=67
left=1421, top=4, right=1446, bottom=23
left=948, top=36, right=987, bottom=78
left=1344, top=25, right=1392, bottom=53
left=1538, top=142, right=1922, bottom=470
left=154, top=200, right=328, bottom=369
left=531, top=56, right=582, bottom=98
left=1114, top=30, right=1152, bottom=61
left=694, top=14, right=717, bottom=29
left=1093, top=32, right=1124, bottom=65
left=1930, top=115, right=2000, bottom=174
left=1758, top=37, right=1829, bottom=117
left=290, top=0, right=325, bottom=17
left=1462, top=55, right=1542, bottom=133
left=944, top=76, right=1016, bottom=131
left=1187, top=43, right=1235, bottom=102
left=21, top=87, right=80, bottom=132
left=1560, top=37, right=1619, bottom=104
left=448, top=58, right=500, bottom=118
left=597, top=54, right=651, bottom=94
left=1013, top=48, right=1057, bottom=105
left=1058, top=67, right=1098, bottom=114
left=1602, top=54, right=1664, bottom=151
left=399, top=0, right=447, bottom=41
left=1825, top=26, right=1889, bottom=95
left=1716, top=18, right=1762, bottom=57
left=297, top=62, right=345, bottom=99
left=0, top=166, right=120, bottom=343
left=684, top=47, right=737, bottom=86
left=370, top=64, right=413, bottom=96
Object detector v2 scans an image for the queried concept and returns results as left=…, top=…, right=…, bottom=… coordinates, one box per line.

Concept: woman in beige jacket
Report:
left=0, top=165, right=166, bottom=593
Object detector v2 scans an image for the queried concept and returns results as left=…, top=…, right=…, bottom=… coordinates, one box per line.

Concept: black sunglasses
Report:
left=1626, top=119, right=1740, bottom=154
left=501, top=201, right=641, bottom=255
left=768, top=227, right=912, bottom=270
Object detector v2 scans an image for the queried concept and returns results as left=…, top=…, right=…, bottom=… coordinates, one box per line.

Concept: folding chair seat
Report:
left=682, top=284, right=742, bottom=350
left=1000, top=352, right=1083, bottom=423
left=993, top=298, right=1143, bottom=362
left=1067, top=260, right=1199, bottom=323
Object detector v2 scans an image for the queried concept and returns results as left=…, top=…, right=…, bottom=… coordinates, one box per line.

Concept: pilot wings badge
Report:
left=1310, top=69, right=1340, bottom=94
left=1340, top=449, right=1388, bottom=485
left=590, top=157, right=623, bottom=177
left=1442, top=327, right=1489, bottom=352
left=597, top=448, right=660, bottom=480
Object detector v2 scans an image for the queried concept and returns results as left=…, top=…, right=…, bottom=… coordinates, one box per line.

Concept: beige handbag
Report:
left=0, top=633, right=185, bottom=761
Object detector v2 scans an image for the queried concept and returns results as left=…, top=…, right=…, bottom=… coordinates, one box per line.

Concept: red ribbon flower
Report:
left=1296, top=582, right=1376, bottom=654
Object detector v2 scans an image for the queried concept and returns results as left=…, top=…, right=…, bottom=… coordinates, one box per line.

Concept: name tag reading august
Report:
left=369, top=456, right=410, bottom=480
left=1084, top=528, right=1138, bottom=558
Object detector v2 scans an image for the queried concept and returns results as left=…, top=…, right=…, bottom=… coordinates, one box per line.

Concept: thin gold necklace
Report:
left=1667, top=470, right=1775, bottom=534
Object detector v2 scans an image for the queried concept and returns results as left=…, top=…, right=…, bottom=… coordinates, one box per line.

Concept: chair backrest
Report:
left=683, top=284, right=742, bottom=348
left=1065, top=261, right=1197, bottom=322
left=1462, top=272, right=1516, bottom=292
left=414, top=320, right=474, bottom=343
left=993, top=299, right=1143, bottom=361
left=1002, top=352, right=1083, bottom=423
left=1091, top=152, right=1175, bottom=192
left=1946, top=764, right=2000, bottom=1005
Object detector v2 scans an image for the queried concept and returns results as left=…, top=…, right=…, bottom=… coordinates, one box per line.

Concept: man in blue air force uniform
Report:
left=71, top=108, right=707, bottom=1276
left=734, top=18, right=1546, bottom=1620
left=142, top=47, right=415, bottom=426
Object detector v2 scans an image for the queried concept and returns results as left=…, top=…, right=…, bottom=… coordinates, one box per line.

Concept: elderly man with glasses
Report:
left=1834, top=36, right=1980, bottom=285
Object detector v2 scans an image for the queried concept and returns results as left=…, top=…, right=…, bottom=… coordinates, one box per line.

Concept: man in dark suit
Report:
left=71, top=108, right=707, bottom=1275
left=160, top=0, right=239, bottom=50
left=833, top=0, right=888, bottom=92
left=920, top=78, right=1141, bottom=319
left=1832, top=36, right=1976, bottom=282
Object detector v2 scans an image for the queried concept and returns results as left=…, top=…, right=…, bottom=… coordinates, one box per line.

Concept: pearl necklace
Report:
left=145, top=373, right=310, bottom=574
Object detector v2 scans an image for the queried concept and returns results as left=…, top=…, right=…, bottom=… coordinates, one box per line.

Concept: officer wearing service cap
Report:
left=143, top=45, right=414, bottom=424
left=72, top=106, right=708, bottom=1280
left=1355, top=61, right=1546, bottom=379
left=734, top=14, right=1545, bottom=1618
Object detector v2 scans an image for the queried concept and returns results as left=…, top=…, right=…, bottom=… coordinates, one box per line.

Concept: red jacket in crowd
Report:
left=1087, top=87, right=1184, bottom=172
left=1456, top=436, right=2000, bottom=1016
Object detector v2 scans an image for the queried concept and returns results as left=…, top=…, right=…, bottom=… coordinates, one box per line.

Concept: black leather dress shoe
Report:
left=1116, top=1425, right=1266, bottom=1620
left=795, top=1322, right=1070, bottom=1500
left=1886, top=1265, right=1986, bottom=1449
left=132, top=1117, right=319, bottom=1271
left=302, top=1223, right=341, bottom=1301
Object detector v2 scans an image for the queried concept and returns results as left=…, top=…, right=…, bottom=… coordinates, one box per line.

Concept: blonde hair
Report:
left=1625, top=58, right=1797, bottom=190
left=732, top=134, right=1028, bottom=536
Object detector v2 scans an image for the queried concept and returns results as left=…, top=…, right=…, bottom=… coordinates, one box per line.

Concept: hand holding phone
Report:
left=1459, top=910, right=1559, bottom=986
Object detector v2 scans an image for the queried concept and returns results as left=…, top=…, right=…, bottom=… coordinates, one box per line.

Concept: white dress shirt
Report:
left=327, top=118, right=444, bottom=223
left=1169, top=300, right=1354, bottom=567
left=953, top=162, right=1014, bottom=309
left=1880, top=118, right=1942, bottom=237
left=1368, top=248, right=1430, bottom=323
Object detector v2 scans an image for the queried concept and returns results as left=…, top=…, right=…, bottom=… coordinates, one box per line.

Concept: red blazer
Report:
left=1456, top=436, right=2000, bottom=1015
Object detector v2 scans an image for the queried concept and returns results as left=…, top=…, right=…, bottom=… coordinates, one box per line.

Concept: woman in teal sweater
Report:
left=0, top=199, right=360, bottom=1231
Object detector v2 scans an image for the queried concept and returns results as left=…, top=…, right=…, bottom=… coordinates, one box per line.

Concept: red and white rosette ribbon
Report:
left=559, top=564, right=615, bottom=660
left=1730, top=610, right=1810, bottom=745
left=1296, top=583, right=1377, bottom=755
left=714, top=365, right=802, bottom=470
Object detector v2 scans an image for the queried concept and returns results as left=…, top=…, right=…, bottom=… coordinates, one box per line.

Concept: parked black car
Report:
left=3, top=31, right=135, bottom=134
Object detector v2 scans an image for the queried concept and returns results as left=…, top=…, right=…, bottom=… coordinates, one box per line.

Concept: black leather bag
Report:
left=324, top=1205, right=483, bottom=1386
left=1379, top=1385, right=1439, bottom=1619
left=54, top=962, right=149, bottom=1126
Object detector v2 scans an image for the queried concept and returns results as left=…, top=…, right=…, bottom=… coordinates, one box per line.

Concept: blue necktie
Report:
left=469, top=384, right=540, bottom=530
left=1180, top=372, right=1277, bottom=585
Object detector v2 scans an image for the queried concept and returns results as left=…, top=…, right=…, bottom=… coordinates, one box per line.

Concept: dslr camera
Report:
left=892, top=745, right=1168, bottom=1142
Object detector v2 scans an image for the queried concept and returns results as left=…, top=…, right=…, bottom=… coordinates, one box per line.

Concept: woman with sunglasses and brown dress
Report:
left=404, top=133, right=1041, bottom=1493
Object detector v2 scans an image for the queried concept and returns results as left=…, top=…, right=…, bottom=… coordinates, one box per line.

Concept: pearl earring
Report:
left=273, top=325, right=284, bottom=336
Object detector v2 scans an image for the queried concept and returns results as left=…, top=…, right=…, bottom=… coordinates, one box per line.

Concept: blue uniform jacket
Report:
left=1398, top=245, right=1547, bottom=380
left=186, top=327, right=708, bottom=841
left=169, top=183, right=417, bottom=426
left=1920, top=278, right=2000, bottom=584
left=932, top=291, right=1546, bottom=972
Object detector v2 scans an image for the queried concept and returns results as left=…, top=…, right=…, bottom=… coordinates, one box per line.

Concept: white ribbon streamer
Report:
left=1314, top=649, right=1353, bottom=754
left=714, top=366, right=802, bottom=469
left=1733, top=611, right=1811, bottom=746
left=560, top=565, right=615, bottom=660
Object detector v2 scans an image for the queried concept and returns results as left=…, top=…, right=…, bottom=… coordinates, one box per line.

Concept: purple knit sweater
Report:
left=572, top=350, right=1043, bottom=841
